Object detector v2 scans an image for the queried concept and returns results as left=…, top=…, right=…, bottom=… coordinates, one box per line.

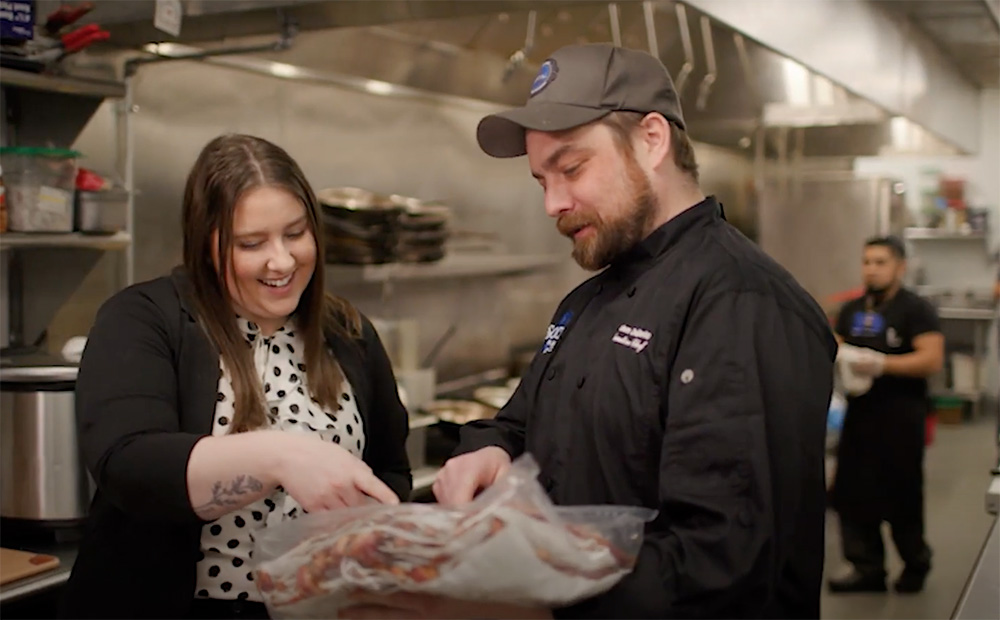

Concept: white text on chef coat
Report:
left=612, top=324, right=652, bottom=353
left=542, top=324, right=566, bottom=354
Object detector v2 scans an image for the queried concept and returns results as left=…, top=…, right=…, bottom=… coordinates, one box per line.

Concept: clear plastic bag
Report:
left=253, top=455, right=656, bottom=619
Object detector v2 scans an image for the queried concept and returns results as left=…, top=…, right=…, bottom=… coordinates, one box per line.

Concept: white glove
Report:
left=835, top=344, right=879, bottom=396
left=849, top=348, right=886, bottom=378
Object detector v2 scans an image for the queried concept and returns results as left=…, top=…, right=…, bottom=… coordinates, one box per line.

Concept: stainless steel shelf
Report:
left=938, top=307, right=997, bottom=321
left=0, top=232, right=132, bottom=250
left=904, top=228, right=988, bottom=241
left=0, top=68, right=126, bottom=98
left=932, top=389, right=981, bottom=401
left=326, top=253, right=564, bottom=283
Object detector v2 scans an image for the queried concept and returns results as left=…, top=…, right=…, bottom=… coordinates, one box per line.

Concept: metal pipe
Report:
left=733, top=33, right=761, bottom=109
left=643, top=1, right=659, bottom=58
left=125, top=11, right=296, bottom=76
left=608, top=3, right=622, bottom=47
left=502, top=9, right=537, bottom=82
left=695, top=15, right=717, bottom=110
left=674, top=3, right=695, bottom=96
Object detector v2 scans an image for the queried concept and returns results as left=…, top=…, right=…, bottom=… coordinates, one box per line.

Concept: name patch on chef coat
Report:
left=612, top=324, right=652, bottom=353
left=541, top=311, right=573, bottom=354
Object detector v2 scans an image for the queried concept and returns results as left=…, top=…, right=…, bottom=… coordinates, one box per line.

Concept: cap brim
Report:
left=477, top=103, right=611, bottom=158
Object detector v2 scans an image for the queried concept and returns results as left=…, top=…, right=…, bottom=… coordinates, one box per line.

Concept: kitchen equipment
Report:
left=0, top=547, right=61, bottom=585
left=75, top=187, right=128, bottom=233
left=0, top=363, right=92, bottom=527
left=396, top=368, right=436, bottom=412
left=395, top=196, right=450, bottom=264
left=370, top=317, right=420, bottom=372
left=0, top=147, right=79, bottom=233
left=472, top=385, right=514, bottom=410
left=422, top=399, right=496, bottom=425
left=43, top=2, right=95, bottom=36
left=318, top=187, right=402, bottom=265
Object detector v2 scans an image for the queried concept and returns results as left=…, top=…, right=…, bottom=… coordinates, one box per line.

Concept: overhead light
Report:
left=269, top=62, right=300, bottom=79
left=144, top=42, right=186, bottom=56
left=364, top=79, right=395, bottom=95
left=780, top=57, right=811, bottom=106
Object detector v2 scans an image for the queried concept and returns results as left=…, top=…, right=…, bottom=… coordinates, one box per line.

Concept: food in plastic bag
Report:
left=253, top=455, right=656, bottom=619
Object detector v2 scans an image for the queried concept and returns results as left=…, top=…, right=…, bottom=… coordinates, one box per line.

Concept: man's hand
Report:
left=432, top=446, right=512, bottom=505
left=339, top=591, right=552, bottom=620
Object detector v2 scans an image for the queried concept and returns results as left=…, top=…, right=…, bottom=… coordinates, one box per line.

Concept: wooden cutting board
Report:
left=0, top=548, right=61, bottom=586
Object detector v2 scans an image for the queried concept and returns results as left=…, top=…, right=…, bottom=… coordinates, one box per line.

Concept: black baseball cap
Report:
left=477, top=43, right=686, bottom=158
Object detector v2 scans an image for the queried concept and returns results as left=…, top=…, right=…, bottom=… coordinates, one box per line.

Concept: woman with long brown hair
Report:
left=61, top=134, right=411, bottom=619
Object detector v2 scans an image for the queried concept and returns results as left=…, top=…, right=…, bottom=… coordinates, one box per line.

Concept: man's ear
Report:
left=636, top=112, right=672, bottom=170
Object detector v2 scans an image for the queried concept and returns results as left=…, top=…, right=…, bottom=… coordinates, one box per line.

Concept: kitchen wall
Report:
left=46, top=56, right=755, bottom=381
left=854, top=89, right=1000, bottom=285
left=854, top=88, right=1000, bottom=398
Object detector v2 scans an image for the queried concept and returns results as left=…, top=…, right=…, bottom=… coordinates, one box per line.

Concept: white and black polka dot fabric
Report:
left=194, top=318, right=365, bottom=602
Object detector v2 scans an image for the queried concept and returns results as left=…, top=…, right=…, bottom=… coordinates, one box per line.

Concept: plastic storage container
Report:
left=0, top=147, right=79, bottom=232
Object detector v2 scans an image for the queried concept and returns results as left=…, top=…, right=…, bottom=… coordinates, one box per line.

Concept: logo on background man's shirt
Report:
left=886, top=327, right=902, bottom=348
left=541, top=310, right=573, bottom=354
left=850, top=311, right=886, bottom=338
left=612, top=324, right=652, bottom=353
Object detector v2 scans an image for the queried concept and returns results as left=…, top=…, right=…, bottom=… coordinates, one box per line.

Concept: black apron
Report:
left=832, top=299, right=930, bottom=522
left=832, top=389, right=928, bottom=522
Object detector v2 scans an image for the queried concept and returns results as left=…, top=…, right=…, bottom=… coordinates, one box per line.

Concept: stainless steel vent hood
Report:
left=59, top=0, right=985, bottom=157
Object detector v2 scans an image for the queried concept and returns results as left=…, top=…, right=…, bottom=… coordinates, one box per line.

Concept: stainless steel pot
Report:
left=75, top=188, right=128, bottom=233
left=0, top=364, right=92, bottom=526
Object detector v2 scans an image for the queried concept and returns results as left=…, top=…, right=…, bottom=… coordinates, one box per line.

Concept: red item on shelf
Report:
left=76, top=167, right=108, bottom=191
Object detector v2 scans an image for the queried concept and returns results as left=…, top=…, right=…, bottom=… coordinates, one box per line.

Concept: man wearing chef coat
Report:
left=828, top=236, right=944, bottom=594
left=368, top=43, right=837, bottom=619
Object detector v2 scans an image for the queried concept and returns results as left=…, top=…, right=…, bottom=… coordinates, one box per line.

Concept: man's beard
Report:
left=865, top=283, right=893, bottom=304
left=557, top=156, right=658, bottom=271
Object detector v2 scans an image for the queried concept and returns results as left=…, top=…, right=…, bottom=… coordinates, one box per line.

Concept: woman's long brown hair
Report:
left=182, top=134, right=360, bottom=433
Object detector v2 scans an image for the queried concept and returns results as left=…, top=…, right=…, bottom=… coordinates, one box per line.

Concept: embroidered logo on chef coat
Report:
left=612, top=324, right=652, bottom=353
left=541, top=311, right=573, bottom=354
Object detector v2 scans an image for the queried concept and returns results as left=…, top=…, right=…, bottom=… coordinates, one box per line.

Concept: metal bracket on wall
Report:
left=608, top=3, right=622, bottom=48
left=642, top=1, right=659, bottom=60
left=695, top=15, right=717, bottom=111
left=502, top=9, right=537, bottom=82
left=123, top=10, right=297, bottom=77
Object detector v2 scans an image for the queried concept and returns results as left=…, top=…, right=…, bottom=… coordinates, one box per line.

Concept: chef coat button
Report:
left=627, top=286, right=637, bottom=297
left=577, top=377, right=586, bottom=388
left=680, top=369, right=695, bottom=384
left=547, top=368, right=557, bottom=381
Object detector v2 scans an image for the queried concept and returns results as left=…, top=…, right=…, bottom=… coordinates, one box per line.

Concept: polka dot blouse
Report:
left=194, top=318, right=365, bottom=602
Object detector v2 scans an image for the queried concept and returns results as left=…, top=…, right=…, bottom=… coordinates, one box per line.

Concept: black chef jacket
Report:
left=456, top=197, right=838, bottom=619
left=830, top=289, right=940, bottom=521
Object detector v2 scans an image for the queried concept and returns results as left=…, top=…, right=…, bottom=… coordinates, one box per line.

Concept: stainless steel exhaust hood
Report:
left=66, top=0, right=980, bottom=157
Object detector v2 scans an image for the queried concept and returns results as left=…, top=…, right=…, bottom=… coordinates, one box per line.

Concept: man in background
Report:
left=829, top=236, right=944, bottom=594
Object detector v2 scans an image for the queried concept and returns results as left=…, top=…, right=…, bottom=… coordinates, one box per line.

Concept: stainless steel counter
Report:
left=952, top=516, right=999, bottom=620
left=0, top=542, right=76, bottom=604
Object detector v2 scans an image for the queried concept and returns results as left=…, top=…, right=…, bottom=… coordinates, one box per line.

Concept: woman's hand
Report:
left=276, top=433, right=399, bottom=511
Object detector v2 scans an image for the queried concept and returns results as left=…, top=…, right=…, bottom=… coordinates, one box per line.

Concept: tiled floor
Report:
left=822, top=412, right=998, bottom=619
